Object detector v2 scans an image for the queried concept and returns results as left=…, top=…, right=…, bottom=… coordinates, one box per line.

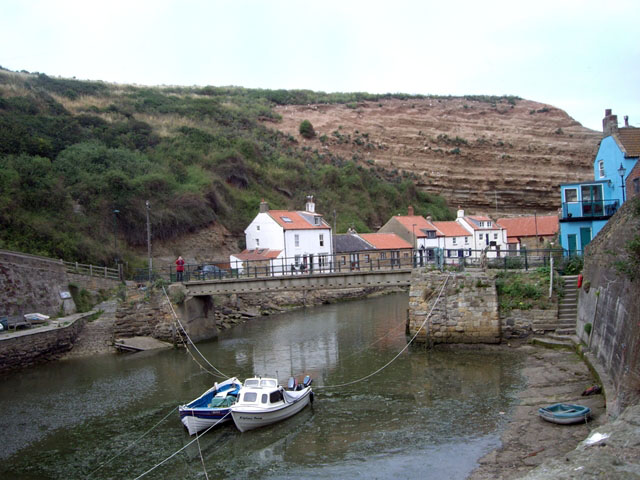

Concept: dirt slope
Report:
left=268, top=97, right=601, bottom=215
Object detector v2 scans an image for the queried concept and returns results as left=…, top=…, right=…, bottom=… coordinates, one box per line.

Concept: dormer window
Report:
left=598, top=160, right=605, bottom=178
left=314, top=216, right=320, bottom=225
left=487, top=221, right=492, bottom=227
left=478, top=221, right=484, bottom=227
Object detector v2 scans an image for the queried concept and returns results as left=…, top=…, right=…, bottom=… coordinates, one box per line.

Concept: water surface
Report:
left=0, top=293, right=523, bottom=479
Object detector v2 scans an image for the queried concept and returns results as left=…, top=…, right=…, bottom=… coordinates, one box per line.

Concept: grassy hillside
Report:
left=0, top=68, right=454, bottom=267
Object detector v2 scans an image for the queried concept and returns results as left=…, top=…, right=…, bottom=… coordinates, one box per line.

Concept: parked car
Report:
left=197, top=264, right=228, bottom=280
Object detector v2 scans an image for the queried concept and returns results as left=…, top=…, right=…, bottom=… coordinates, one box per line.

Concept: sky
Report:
left=1, top=0, right=638, bottom=131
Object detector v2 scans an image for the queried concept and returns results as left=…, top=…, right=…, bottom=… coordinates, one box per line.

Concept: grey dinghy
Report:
left=230, top=376, right=313, bottom=432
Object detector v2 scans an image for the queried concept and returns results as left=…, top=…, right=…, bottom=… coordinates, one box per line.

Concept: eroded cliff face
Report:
left=268, top=97, right=600, bottom=216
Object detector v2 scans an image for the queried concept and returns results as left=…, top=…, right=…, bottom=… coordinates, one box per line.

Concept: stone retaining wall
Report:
left=408, top=269, right=500, bottom=345
left=0, top=313, right=88, bottom=373
left=502, top=309, right=557, bottom=338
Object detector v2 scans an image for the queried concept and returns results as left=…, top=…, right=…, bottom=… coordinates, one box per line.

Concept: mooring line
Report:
left=86, top=406, right=177, bottom=478
left=162, top=286, right=230, bottom=379
left=315, top=273, right=451, bottom=389
left=132, top=412, right=231, bottom=480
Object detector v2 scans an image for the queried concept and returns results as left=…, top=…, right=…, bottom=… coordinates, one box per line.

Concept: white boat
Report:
left=179, top=377, right=242, bottom=435
left=230, top=376, right=313, bottom=432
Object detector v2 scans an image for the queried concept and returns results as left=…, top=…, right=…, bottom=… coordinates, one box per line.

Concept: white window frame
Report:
left=564, top=187, right=578, bottom=203
left=452, top=237, right=457, bottom=245
left=464, top=236, right=469, bottom=245
left=319, top=234, right=324, bottom=247
left=598, top=160, right=605, bottom=178
left=294, top=234, right=299, bottom=247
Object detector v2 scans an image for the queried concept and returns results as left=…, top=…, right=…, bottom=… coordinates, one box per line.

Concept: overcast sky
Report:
left=1, top=0, right=638, bottom=130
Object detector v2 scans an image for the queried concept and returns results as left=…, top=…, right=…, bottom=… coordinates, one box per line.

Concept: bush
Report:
left=299, top=120, right=315, bottom=139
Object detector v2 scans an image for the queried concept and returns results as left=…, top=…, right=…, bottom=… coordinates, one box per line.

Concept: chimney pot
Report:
left=407, top=205, right=414, bottom=216
left=603, top=108, right=618, bottom=136
left=624, top=115, right=629, bottom=127
left=259, top=200, right=269, bottom=213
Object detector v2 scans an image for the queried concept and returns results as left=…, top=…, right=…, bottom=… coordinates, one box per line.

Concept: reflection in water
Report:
left=0, top=293, right=524, bottom=479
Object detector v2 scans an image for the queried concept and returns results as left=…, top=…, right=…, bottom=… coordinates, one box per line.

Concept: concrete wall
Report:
left=576, top=198, right=640, bottom=416
left=0, top=250, right=76, bottom=319
left=408, top=269, right=500, bottom=345
left=0, top=313, right=87, bottom=373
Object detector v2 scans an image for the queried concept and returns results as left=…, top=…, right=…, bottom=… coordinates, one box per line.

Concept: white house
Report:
left=232, top=196, right=333, bottom=274
left=455, top=209, right=508, bottom=257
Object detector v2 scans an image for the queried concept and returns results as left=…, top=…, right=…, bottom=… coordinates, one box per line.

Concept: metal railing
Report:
left=133, top=247, right=582, bottom=283
left=561, top=199, right=619, bottom=220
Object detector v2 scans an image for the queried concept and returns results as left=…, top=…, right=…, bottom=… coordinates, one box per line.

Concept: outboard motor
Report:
left=287, top=377, right=297, bottom=391
left=302, top=375, right=313, bottom=388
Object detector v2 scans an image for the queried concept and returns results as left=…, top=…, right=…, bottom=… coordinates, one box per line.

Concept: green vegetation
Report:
left=299, top=119, right=315, bottom=139
left=495, top=268, right=557, bottom=314
left=0, top=68, right=454, bottom=268
left=614, top=198, right=640, bottom=281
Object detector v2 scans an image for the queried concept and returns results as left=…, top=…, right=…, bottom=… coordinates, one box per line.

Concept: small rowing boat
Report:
left=179, top=377, right=242, bottom=435
left=538, top=403, right=591, bottom=424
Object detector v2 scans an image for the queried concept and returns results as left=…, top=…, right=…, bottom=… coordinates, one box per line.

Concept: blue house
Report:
left=559, top=109, right=639, bottom=255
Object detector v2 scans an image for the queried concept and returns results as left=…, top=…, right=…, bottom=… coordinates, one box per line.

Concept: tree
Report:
left=299, top=119, right=315, bottom=139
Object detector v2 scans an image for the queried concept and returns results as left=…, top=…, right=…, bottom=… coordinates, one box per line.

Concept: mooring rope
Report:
left=86, top=406, right=177, bottom=478
left=315, top=273, right=451, bottom=389
left=194, top=423, right=210, bottom=480
left=162, top=286, right=230, bottom=379
left=132, top=412, right=231, bottom=480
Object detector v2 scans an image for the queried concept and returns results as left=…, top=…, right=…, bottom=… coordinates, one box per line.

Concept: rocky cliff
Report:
left=268, top=97, right=601, bottom=217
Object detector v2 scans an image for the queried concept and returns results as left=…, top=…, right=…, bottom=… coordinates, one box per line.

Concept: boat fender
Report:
left=303, top=375, right=312, bottom=388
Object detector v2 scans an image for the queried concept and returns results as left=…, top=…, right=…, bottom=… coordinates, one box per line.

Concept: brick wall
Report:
left=626, top=160, right=640, bottom=199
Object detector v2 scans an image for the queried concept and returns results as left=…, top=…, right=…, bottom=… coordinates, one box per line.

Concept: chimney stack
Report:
left=624, top=115, right=629, bottom=127
left=603, top=108, right=619, bottom=136
left=457, top=207, right=465, bottom=219
left=259, top=199, right=269, bottom=213
left=305, top=195, right=315, bottom=213
left=407, top=205, right=414, bottom=216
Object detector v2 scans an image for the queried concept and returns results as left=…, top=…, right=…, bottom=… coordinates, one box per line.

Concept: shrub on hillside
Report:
left=299, top=120, right=315, bottom=139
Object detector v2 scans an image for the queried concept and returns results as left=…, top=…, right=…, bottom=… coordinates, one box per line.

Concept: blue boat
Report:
left=179, top=377, right=242, bottom=435
left=538, top=403, right=591, bottom=424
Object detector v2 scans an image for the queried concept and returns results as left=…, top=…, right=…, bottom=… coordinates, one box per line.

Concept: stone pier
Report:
left=408, top=269, right=500, bottom=345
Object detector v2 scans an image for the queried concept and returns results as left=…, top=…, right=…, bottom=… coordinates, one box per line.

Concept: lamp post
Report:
left=412, top=224, right=416, bottom=267
left=113, top=209, right=119, bottom=264
left=618, top=163, right=627, bottom=203
left=549, top=241, right=554, bottom=299
left=146, top=200, right=152, bottom=282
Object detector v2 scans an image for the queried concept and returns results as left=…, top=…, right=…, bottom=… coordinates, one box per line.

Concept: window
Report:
left=634, top=178, right=639, bottom=194
left=487, top=221, right=492, bottom=227
left=598, top=160, right=605, bottom=178
left=255, top=238, right=259, bottom=247
left=564, top=188, right=578, bottom=203
left=281, top=216, right=293, bottom=223
left=295, top=255, right=301, bottom=266
left=295, top=234, right=299, bottom=247
left=464, top=237, right=469, bottom=244
left=478, top=221, right=484, bottom=227
left=269, top=390, right=283, bottom=403
left=261, top=394, right=268, bottom=404
left=256, top=225, right=260, bottom=231
left=341, top=256, right=346, bottom=265
left=493, top=233, right=498, bottom=240
left=452, top=237, right=457, bottom=245
left=364, top=254, right=370, bottom=262
left=426, top=230, right=436, bottom=239
left=319, top=234, right=324, bottom=247
left=380, top=252, right=387, bottom=259
left=243, top=392, right=257, bottom=402
left=314, top=216, right=320, bottom=225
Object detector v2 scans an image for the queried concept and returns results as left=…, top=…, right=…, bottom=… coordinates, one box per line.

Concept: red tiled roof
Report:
left=233, top=249, right=283, bottom=261
left=359, top=233, right=412, bottom=250
left=267, top=210, right=329, bottom=230
left=432, top=221, right=471, bottom=237
left=616, top=128, right=640, bottom=157
left=496, top=216, right=559, bottom=238
left=391, top=215, right=435, bottom=237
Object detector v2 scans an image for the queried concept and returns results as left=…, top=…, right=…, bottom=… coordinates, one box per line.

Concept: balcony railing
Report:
left=561, top=199, right=619, bottom=220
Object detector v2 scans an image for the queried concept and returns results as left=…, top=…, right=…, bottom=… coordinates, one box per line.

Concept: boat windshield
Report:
left=260, top=379, right=277, bottom=387
left=244, top=379, right=259, bottom=387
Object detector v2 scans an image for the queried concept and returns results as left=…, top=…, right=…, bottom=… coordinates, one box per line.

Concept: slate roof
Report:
left=615, top=127, right=640, bottom=157
left=463, top=216, right=496, bottom=230
left=333, top=234, right=375, bottom=253
left=267, top=210, right=329, bottom=230
left=359, top=233, right=412, bottom=250
left=496, top=216, right=559, bottom=238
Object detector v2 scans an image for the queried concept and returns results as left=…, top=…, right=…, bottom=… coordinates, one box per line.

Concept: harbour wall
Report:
left=408, top=270, right=501, bottom=345
left=575, top=199, right=640, bottom=417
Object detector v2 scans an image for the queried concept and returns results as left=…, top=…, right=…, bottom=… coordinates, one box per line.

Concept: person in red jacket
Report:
left=175, top=256, right=185, bottom=282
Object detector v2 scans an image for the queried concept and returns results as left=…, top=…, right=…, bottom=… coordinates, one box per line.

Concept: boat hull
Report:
left=538, top=403, right=591, bottom=425
left=231, top=388, right=312, bottom=432
left=180, top=408, right=233, bottom=435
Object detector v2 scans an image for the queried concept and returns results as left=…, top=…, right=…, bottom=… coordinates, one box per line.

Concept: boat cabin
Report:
left=236, top=377, right=285, bottom=406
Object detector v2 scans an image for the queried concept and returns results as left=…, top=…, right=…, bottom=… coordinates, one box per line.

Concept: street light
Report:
left=113, top=209, right=120, bottom=264
left=412, top=224, right=416, bottom=267
left=618, top=163, right=627, bottom=203
left=146, top=200, right=152, bottom=282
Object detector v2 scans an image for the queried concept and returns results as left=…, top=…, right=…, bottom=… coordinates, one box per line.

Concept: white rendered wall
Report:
left=245, top=213, right=285, bottom=250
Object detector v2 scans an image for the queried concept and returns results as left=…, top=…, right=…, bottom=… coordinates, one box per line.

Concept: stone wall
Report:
left=0, top=250, right=76, bottom=319
left=114, top=286, right=176, bottom=343
left=502, top=309, right=557, bottom=338
left=0, top=313, right=87, bottom=373
left=576, top=198, right=640, bottom=417
left=67, top=272, right=121, bottom=294
left=408, top=269, right=500, bottom=345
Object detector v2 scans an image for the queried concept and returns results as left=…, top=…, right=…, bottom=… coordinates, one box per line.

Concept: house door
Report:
left=567, top=234, right=577, bottom=255
left=579, top=227, right=591, bottom=252
left=350, top=253, right=359, bottom=270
